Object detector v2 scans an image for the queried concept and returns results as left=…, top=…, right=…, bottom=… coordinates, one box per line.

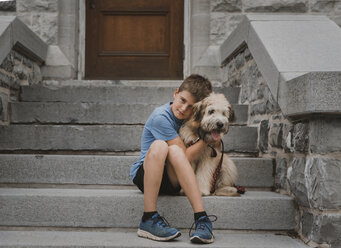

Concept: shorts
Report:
left=133, top=163, right=181, bottom=195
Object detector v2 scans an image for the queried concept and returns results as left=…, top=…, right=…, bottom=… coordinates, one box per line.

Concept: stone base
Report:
left=41, top=65, right=76, bottom=80
left=302, top=211, right=341, bottom=248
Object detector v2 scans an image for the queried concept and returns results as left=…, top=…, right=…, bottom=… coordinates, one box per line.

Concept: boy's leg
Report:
left=143, top=140, right=168, bottom=212
left=138, top=140, right=181, bottom=241
left=166, top=145, right=204, bottom=213
left=166, top=145, right=216, bottom=244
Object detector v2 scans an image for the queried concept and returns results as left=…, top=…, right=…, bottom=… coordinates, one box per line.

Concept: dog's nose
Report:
left=216, top=121, right=224, bottom=129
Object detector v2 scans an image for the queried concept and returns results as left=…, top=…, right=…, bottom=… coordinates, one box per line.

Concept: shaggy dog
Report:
left=179, top=93, right=239, bottom=196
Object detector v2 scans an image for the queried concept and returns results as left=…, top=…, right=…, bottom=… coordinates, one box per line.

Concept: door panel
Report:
left=85, top=0, right=184, bottom=79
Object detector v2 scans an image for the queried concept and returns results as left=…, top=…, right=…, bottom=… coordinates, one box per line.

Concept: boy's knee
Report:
left=148, top=140, right=168, bottom=158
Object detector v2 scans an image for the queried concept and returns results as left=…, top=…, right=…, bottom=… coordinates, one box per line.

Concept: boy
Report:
left=130, top=74, right=216, bottom=244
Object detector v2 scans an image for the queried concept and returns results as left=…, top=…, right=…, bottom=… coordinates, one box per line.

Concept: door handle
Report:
left=90, top=0, right=95, bottom=9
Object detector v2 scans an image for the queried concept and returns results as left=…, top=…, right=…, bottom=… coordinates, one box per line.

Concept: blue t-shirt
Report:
left=130, top=102, right=183, bottom=180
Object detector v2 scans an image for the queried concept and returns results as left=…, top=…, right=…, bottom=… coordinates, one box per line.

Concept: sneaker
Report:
left=137, top=213, right=181, bottom=241
left=189, top=215, right=217, bottom=244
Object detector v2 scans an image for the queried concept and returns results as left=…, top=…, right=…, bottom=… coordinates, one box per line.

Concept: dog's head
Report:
left=189, top=93, right=234, bottom=143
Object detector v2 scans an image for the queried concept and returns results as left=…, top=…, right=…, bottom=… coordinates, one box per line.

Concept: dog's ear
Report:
left=228, top=104, right=235, bottom=122
left=192, top=101, right=203, bottom=122
left=187, top=101, right=203, bottom=130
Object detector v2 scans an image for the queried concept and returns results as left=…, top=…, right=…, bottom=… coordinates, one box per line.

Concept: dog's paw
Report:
left=200, top=190, right=211, bottom=196
left=179, top=189, right=186, bottom=196
left=214, top=186, right=240, bottom=197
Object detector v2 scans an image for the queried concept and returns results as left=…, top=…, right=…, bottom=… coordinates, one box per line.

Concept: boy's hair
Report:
left=179, top=74, right=213, bottom=102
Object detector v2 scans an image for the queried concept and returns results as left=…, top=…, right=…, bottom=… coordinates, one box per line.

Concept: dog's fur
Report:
left=179, top=93, right=239, bottom=196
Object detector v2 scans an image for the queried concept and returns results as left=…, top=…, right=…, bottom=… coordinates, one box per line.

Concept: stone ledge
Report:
left=0, top=188, right=296, bottom=230
left=0, top=231, right=310, bottom=247
left=278, top=72, right=341, bottom=117
left=219, top=14, right=341, bottom=119
left=0, top=16, right=47, bottom=65
left=0, top=155, right=274, bottom=187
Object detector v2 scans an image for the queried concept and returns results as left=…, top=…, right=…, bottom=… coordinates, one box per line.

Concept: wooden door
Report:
left=85, top=0, right=184, bottom=80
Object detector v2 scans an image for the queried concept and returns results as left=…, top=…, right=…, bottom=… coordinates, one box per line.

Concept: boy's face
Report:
left=171, top=89, right=196, bottom=120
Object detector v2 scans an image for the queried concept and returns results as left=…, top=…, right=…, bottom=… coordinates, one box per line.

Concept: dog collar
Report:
left=208, top=144, right=217, bottom=157
left=186, top=138, right=218, bottom=158
left=186, top=137, right=200, bottom=147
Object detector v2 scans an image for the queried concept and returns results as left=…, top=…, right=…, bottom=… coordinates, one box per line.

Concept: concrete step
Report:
left=0, top=188, right=296, bottom=230
left=0, top=125, right=258, bottom=153
left=0, top=230, right=310, bottom=247
left=20, top=83, right=240, bottom=104
left=0, top=155, right=274, bottom=188
left=10, top=102, right=248, bottom=125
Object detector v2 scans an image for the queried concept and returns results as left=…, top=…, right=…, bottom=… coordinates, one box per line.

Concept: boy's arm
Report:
left=167, top=136, right=206, bottom=163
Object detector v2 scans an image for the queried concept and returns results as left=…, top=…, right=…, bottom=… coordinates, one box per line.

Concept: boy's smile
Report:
left=171, top=89, right=196, bottom=120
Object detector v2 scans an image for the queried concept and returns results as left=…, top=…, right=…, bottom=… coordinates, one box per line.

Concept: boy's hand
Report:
left=167, top=136, right=186, bottom=153
left=167, top=136, right=206, bottom=163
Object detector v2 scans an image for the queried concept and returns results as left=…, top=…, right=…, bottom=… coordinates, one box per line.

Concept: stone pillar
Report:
left=190, top=0, right=210, bottom=72
left=287, top=118, right=341, bottom=247
left=58, top=0, right=78, bottom=70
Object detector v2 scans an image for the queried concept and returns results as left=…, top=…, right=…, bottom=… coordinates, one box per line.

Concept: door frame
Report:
left=78, top=0, right=191, bottom=80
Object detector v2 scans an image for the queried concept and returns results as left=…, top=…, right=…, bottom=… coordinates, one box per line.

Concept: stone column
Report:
left=288, top=118, right=341, bottom=247
left=190, top=0, right=210, bottom=72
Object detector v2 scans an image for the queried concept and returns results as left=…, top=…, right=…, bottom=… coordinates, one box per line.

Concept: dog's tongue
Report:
left=211, top=131, right=220, bottom=141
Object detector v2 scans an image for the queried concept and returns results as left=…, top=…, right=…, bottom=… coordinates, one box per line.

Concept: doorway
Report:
left=85, top=0, right=184, bottom=80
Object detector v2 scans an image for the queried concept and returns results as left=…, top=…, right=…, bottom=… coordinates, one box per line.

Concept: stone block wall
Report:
left=12, top=0, right=78, bottom=79
left=0, top=0, right=16, bottom=15
left=224, top=47, right=341, bottom=248
left=0, top=51, right=42, bottom=125
left=16, top=0, right=58, bottom=45
left=210, top=0, right=341, bottom=45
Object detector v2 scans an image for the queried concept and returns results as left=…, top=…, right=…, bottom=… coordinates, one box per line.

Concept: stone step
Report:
left=0, top=125, right=258, bottom=153
left=19, top=83, right=240, bottom=104
left=10, top=102, right=248, bottom=125
left=0, top=188, right=295, bottom=230
left=0, top=155, right=274, bottom=188
left=0, top=230, right=310, bottom=248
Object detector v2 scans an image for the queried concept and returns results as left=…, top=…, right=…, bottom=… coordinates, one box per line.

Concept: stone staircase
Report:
left=0, top=80, right=309, bottom=247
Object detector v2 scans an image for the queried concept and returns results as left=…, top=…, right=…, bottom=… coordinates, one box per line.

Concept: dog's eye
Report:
left=208, top=109, right=215, bottom=115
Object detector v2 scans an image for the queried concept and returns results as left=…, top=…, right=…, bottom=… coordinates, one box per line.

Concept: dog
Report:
left=179, top=93, right=239, bottom=196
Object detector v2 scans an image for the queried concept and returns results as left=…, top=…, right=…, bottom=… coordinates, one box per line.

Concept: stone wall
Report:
left=224, top=47, right=341, bottom=248
left=9, top=0, right=79, bottom=80
left=210, top=0, right=341, bottom=45
left=0, top=51, right=42, bottom=125
left=0, top=0, right=16, bottom=15
left=16, top=0, right=58, bottom=45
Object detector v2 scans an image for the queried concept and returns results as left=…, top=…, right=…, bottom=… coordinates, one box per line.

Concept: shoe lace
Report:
left=153, top=214, right=170, bottom=228
left=189, top=215, right=217, bottom=237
